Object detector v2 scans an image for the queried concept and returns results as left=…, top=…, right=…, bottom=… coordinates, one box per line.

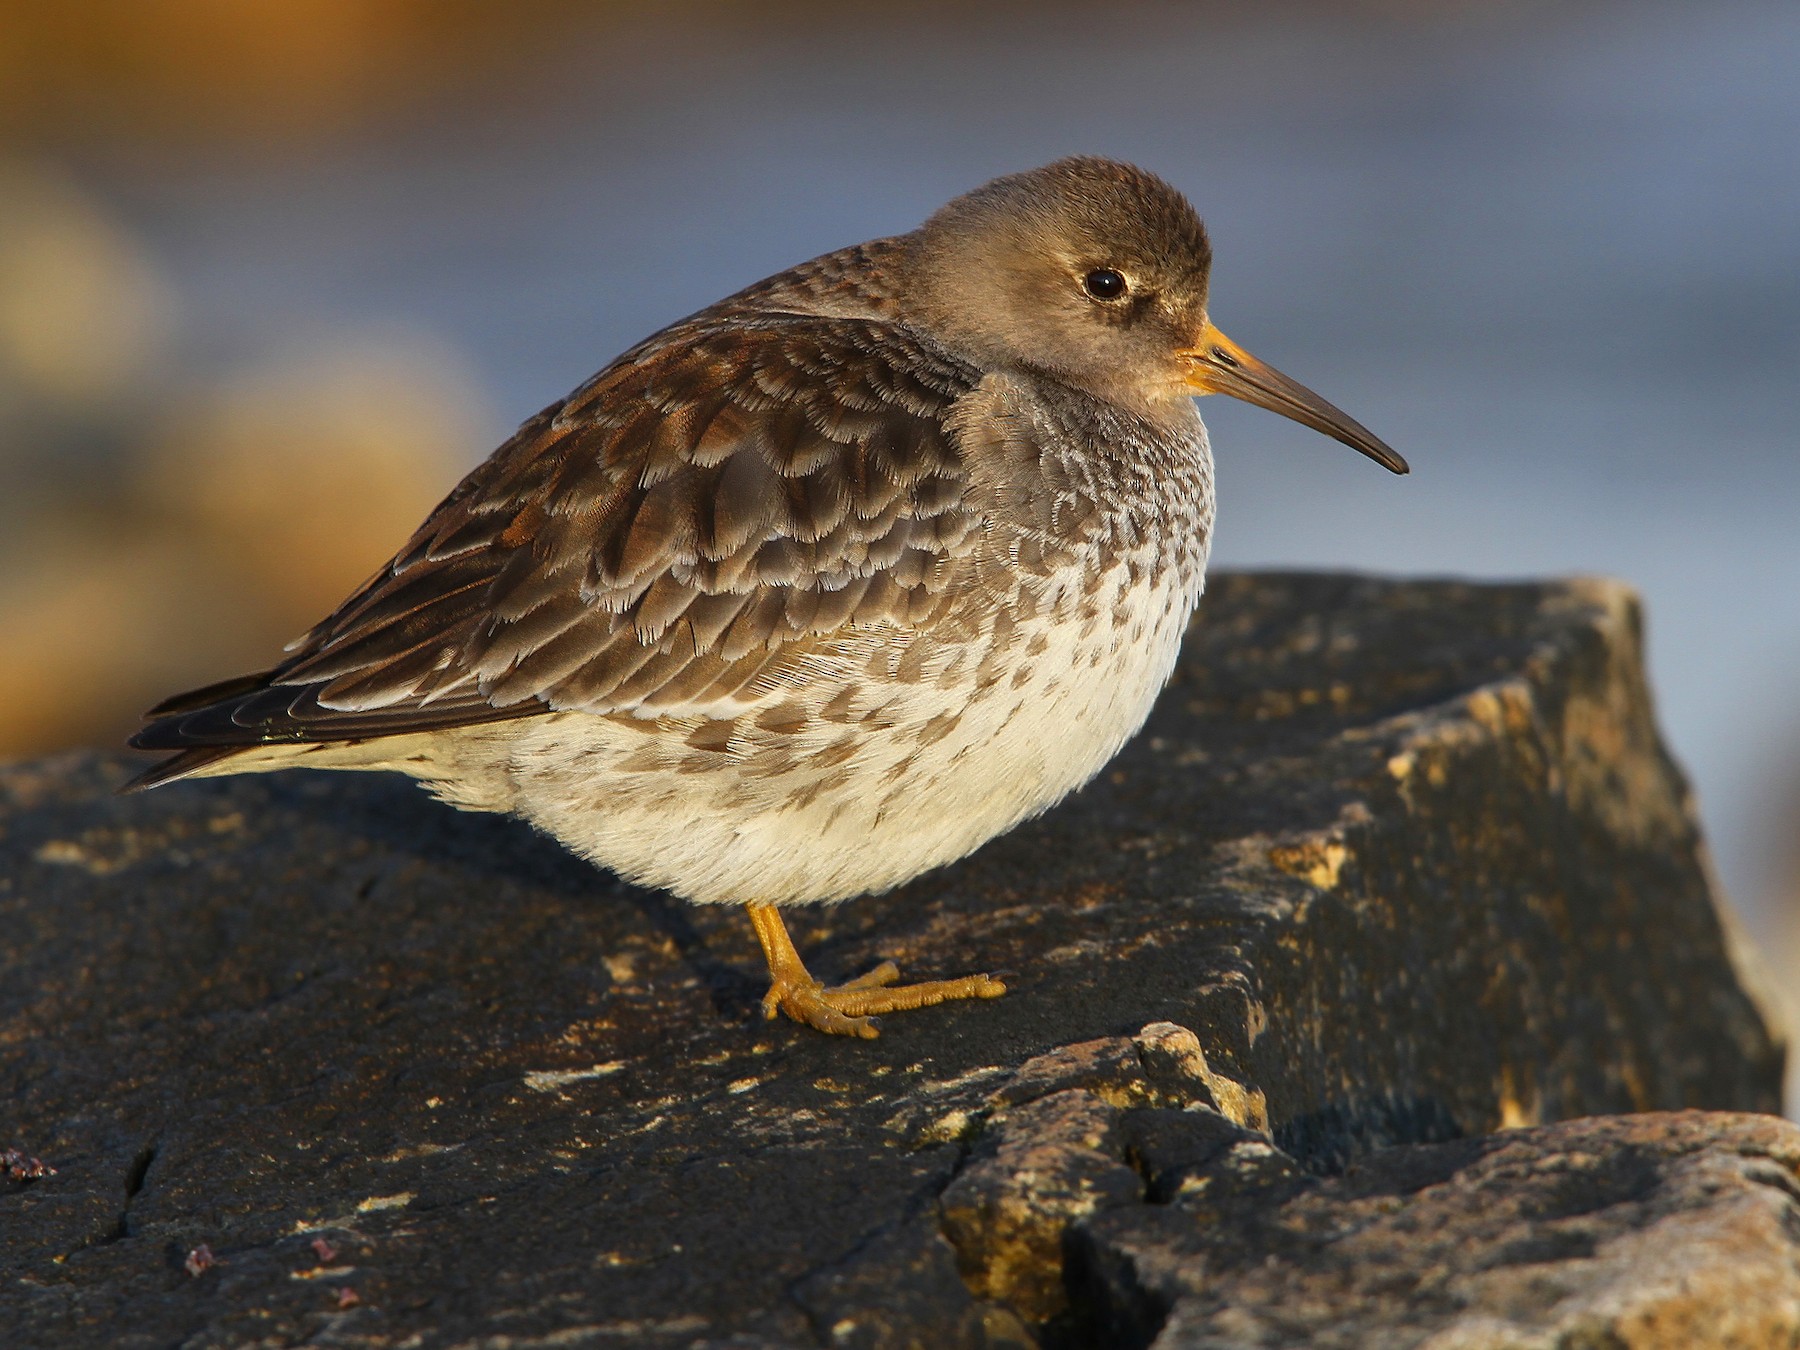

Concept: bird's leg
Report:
left=746, top=902, right=1006, bottom=1039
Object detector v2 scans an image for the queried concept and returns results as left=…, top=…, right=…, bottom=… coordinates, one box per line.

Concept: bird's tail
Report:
left=118, top=746, right=246, bottom=794
left=119, top=670, right=275, bottom=794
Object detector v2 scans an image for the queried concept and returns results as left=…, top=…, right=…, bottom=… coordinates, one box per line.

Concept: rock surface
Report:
left=1076, top=1108, right=1800, bottom=1349
left=0, top=572, right=1786, bottom=1347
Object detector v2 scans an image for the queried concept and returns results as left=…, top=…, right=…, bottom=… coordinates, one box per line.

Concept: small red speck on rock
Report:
left=184, top=1244, right=218, bottom=1277
left=311, top=1236, right=338, bottom=1263
left=336, top=1286, right=361, bottom=1309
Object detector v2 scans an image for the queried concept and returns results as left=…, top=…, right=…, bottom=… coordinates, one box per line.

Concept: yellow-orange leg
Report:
left=746, top=902, right=1006, bottom=1039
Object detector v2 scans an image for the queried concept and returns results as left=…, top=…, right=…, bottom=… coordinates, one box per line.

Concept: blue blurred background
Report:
left=2, top=0, right=1794, bottom=1086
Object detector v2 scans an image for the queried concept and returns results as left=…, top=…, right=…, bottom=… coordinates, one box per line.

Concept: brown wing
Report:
left=130, top=315, right=987, bottom=753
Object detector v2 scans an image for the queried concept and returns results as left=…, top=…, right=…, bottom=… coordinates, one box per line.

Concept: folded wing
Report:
left=130, top=315, right=986, bottom=762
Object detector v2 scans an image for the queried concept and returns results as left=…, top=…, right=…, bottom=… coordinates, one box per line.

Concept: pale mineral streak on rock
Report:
left=521, top=1063, right=628, bottom=1093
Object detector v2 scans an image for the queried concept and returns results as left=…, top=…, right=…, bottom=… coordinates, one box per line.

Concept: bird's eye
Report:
left=1082, top=268, right=1127, bottom=301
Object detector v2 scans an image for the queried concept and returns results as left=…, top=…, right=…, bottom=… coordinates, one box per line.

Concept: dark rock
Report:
left=1073, top=1111, right=1800, bottom=1349
left=791, top=1214, right=1032, bottom=1350
left=0, top=573, right=1785, bottom=1346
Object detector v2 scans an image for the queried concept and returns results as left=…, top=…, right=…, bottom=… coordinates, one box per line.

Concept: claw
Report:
left=746, top=904, right=1005, bottom=1039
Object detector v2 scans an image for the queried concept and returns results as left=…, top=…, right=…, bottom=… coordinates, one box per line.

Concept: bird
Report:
left=126, top=158, right=1406, bottom=1039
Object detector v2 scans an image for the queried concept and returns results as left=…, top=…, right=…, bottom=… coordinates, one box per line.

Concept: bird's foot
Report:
left=760, top=960, right=1006, bottom=1039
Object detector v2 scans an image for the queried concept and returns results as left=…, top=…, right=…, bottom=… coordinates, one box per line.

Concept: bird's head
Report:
left=903, top=157, right=1407, bottom=474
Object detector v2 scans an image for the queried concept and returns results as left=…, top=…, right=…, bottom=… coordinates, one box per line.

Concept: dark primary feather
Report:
left=143, top=671, right=271, bottom=718
left=130, top=296, right=992, bottom=763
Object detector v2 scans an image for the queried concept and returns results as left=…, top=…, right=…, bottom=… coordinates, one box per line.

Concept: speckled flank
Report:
left=501, top=562, right=1203, bottom=904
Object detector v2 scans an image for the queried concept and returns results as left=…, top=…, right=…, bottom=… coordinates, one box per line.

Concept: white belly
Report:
left=495, top=563, right=1202, bottom=906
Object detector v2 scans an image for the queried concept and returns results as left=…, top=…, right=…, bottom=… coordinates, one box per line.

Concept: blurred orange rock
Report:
left=140, top=338, right=489, bottom=620
left=0, top=337, right=488, bottom=757
left=0, top=160, right=174, bottom=414
left=0, top=0, right=600, bottom=151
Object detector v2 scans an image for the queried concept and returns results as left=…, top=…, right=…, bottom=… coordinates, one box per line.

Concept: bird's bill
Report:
left=1179, top=323, right=1409, bottom=475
